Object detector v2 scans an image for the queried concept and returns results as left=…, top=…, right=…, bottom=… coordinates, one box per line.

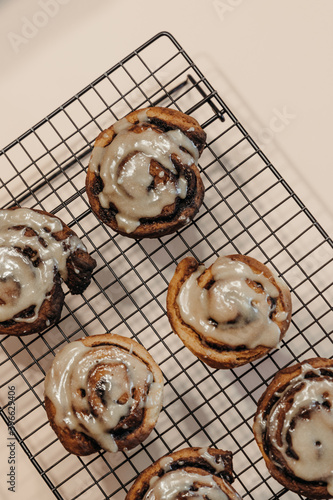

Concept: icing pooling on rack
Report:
left=176, top=256, right=283, bottom=349
left=143, top=470, right=234, bottom=500
left=44, top=341, right=163, bottom=453
left=0, top=208, right=85, bottom=323
left=254, top=363, right=333, bottom=494
left=89, top=110, right=199, bottom=233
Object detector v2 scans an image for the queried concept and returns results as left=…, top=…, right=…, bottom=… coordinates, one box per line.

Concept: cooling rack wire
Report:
left=0, top=31, right=332, bottom=500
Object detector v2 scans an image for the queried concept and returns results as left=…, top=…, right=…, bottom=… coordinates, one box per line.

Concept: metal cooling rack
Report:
left=0, top=31, right=332, bottom=500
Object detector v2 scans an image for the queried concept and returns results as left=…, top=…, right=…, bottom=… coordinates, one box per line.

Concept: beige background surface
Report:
left=0, top=0, right=332, bottom=498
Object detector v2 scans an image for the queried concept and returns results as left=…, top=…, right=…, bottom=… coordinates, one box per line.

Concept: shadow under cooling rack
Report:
left=0, top=31, right=332, bottom=500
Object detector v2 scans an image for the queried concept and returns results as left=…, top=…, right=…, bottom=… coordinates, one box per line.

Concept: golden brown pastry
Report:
left=86, top=106, right=206, bottom=238
left=0, top=207, right=96, bottom=336
left=125, top=446, right=243, bottom=499
left=44, top=333, right=164, bottom=456
left=253, top=357, right=333, bottom=499
left=166, top=254, right=291, bottom=369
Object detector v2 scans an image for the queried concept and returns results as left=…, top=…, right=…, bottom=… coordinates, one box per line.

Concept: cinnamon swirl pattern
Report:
left=253, top=357, right=333, bottom=499
left=0, top=207, right=96, bottom=336
left=44, top=334, right=164, bottom=456
left=86, top=106, right=206, bottom=238
left=167, top=254, right=291, bottom=369
left=125, top=447, right=243, bottom=500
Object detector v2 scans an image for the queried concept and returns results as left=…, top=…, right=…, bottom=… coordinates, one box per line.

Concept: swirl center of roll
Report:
left=45, top=341, right=157, bottom=453
left=89, top=111, right=199, bottom=233
left=0, top=209, right=85, bottom=323
left=176, top=256, right=280, bottom=349
left=87, top=363, right=131, bottom=416
left=266, top=366, right=333, bottom=493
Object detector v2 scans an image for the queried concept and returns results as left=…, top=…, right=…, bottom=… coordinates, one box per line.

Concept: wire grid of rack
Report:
left=0, top=31, right=332, bottom=500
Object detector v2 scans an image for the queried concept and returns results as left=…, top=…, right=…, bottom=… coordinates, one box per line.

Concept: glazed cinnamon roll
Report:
left=0, top=207, right=96, bottom=336
left=125, top=446, right=243, bottom=499
left=86, top=106, right=206, bottom=238
left=44, top=334, right=164, bottom=456
left=253, top=357, right=333, bottom=499
left=166, top=254, right=291, bottom=369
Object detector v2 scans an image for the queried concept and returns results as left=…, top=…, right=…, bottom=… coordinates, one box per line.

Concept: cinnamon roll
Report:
left=44, top=333, right=164, bottom=456
left=253, top=357, right=333, bottom=499
left=86, top=106, right=206, bottom=238
left=0, top=207, right=96, bottom=336
left=125, top=446, right=243, bottom=499
left=166, top=254, right=291, bottom=369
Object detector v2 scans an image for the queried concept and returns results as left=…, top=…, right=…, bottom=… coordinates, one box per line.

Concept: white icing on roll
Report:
left=199, top=448, right=226, bottom=473
left=44, top=341, right=163, bottom=453
left=258, top=364, right=333, bottom=494
left=159, top=456, right=174, bottom=473
left=176, top=256, right=281, bottom=349
left=89, top=110, right=199, bottom=233
left=0, top=208, right=85, bottom=323
left=143, top=470, right=231, bottom=500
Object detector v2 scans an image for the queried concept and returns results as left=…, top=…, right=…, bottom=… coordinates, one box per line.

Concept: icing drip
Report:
left=198, top=448, right=226, bottom=473
left=159, top=456, right=174, bottom=472
left=176, top=256, right=281, bottom=349
left=44, top=341, right=163, bottom=453
left=260, top=364, right=333, bottom=494
left=143, top=470, right=230, bottom=500
left=89, top=110, right=199, bottom=233
left=0, top=208, right=85, bottom=323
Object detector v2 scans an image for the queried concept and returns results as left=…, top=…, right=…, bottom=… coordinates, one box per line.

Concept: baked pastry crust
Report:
left=44, top=333, right=164, bottom=456
left=0, top=207, right=96, bottom=336
left=125, top=446, right=242, bottom=499
left=253, top=357, right=333, bottom=499
left=166, top=254, right=292, bottom=369
left=86, top=106, right=206, bottom=238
